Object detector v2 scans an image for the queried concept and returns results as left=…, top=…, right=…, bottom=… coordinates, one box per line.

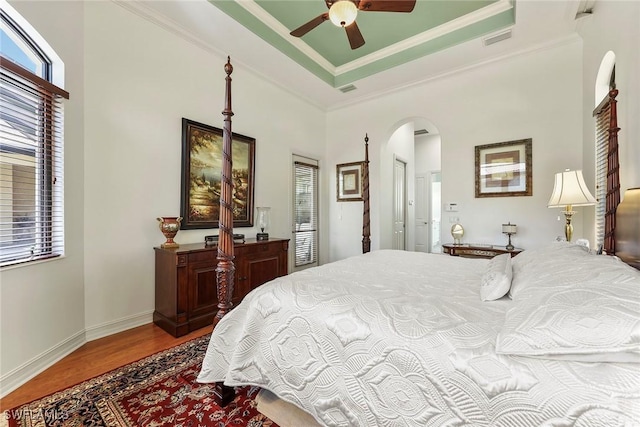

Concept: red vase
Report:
left=157, top=216, right=182, bottom=248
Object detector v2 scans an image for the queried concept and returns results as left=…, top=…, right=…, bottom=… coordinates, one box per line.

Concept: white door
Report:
left=393, top=158, right=406, bottom=250
left=429, top=171, right=442, bottom=253
left=415, top=174, right=428, bottom=252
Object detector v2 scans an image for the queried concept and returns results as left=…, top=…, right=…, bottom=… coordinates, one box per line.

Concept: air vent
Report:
left=338, top=84, right=357, bottom=93
left=414, top=129, right=429, bottom=136
left=483, top=29, right=512, bottom=46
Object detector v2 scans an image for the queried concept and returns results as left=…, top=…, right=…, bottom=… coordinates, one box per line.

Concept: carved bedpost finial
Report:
left=224, top=56, right=233, bottom=75
left=362, top=133, right=371, bottom=254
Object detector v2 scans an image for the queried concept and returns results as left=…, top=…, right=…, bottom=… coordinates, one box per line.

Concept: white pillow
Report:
left=496, top=259, right=640, bottom=362
left=509, top=242, right=591, bottom=299
left=480, top=253, right=512, bottom=301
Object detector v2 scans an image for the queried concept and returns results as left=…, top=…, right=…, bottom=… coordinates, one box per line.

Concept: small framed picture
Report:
left=475, top=138, right=532, bottom=198
left=336, top=162, right=364, bottom=202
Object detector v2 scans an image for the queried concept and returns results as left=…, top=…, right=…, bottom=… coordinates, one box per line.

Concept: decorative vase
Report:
left=157, top=216, right=182, bottom=248
left=451, top=223, right=464, bottom=245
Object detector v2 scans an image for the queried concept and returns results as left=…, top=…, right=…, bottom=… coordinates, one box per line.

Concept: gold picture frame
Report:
left=336, top=161, right=364, bottom=202
left=180, top=118, right=255, bottom=229
left=475, top=138, right=532, bottom=198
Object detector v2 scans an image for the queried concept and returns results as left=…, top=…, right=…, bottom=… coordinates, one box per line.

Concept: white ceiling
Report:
left=116, top=0, right=583, bottom=111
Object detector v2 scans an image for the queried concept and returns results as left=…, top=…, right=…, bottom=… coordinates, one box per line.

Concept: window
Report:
left=293, top=155, right=319, bottom=269
left=593, top=54, right=620, bottom=254
left=0, top=8, right=68, bottom=267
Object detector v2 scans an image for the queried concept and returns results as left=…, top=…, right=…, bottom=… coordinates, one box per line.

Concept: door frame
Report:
left=392, top=155, right=407, bottom=250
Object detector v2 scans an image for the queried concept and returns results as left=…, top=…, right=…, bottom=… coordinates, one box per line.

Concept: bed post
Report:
left=604, top=88, right=620, bottom=254
left=214, top=56, right=236, bottom=325
left=362, top=134, right=371, bottom=253
left=213, top=57, right=236, bottom=406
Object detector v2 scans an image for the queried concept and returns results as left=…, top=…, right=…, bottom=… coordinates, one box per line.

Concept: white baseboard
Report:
left=0, top=311, right=154, bottom=399
left=0, top=330, right=86, bottom=398
left=85, top=310, right=154, bottom=342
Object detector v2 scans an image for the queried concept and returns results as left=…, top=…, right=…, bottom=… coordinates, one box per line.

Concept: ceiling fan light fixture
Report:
left=329, top=0, right=358, bottom=27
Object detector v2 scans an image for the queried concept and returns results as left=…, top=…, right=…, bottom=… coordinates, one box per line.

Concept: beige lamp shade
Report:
left=548, top=170, right=596, bottom=208
left=502, top=223, right=517, bottom=234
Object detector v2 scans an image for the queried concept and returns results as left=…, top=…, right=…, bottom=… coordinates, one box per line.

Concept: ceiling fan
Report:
left=290, top=0, right=417, bottom=50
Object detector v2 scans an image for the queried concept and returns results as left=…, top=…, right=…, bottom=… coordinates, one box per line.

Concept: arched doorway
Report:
left=382, top=118, right=442, bottom=252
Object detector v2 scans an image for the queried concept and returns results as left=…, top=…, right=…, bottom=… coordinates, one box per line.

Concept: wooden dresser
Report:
left=442, top=243, right=522, bottom=259
left=154, top=238, right=289, bottom=337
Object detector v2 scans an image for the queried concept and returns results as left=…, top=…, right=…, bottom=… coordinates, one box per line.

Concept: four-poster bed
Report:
left=202, top=58, right=640, bottom=426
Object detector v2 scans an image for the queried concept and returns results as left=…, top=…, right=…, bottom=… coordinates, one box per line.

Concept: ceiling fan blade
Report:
left=290, top=13, right=329, bottom=37
left=345, top=21, right=365, bottom=50
left=358, top=0, right=416, bottom=13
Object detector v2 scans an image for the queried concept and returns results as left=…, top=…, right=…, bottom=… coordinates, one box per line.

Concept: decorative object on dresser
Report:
left=336, top=161, right=364, bottom=201
left=547, top=169, right=596, bottom=241
left=179, top=117, right=256, bottom=229
left=256, top=207, right=271, bottom=241
left=502, top=222, right=517, bottom=250
left=204, top=234, right=245, bottom=246
left=451, top=223, right=464, bottom=245
left=442, top=243, right=522, bottom=259
left=156, top=216, right=182, bottom=248
left=153, top=238, right=289, bottom=337
left=475, top=138, right=532, bottom=198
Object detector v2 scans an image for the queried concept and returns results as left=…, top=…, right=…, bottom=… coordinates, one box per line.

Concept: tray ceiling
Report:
left=210, top=0, right=515, bottom=88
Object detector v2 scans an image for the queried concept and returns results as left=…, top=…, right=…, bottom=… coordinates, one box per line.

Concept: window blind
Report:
left=1, top=61, right=65, bottom=266
left=594, top=103, right=610, bottom=251
left=293, top=156, right=318, bottom=268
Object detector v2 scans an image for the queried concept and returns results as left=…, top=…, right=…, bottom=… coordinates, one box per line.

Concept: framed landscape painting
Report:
left=180, top=118, right=255, bottom=229
left=475, top=138, right=532, bottom=198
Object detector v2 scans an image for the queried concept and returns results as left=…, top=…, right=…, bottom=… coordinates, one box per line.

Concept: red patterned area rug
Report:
left=3, top=334, right=278, bottom=427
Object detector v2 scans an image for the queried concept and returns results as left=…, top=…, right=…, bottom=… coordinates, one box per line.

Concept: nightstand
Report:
left=442, top=243, right=522, bottom=259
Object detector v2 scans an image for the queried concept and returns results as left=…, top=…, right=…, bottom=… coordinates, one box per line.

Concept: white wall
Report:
left=327, top=38, right=585, bottom=260
left=415, top=134, right=442, bottom=175
left=578, top=1, right=640, bottom=245
left=1, top=0, right=86, bottom=395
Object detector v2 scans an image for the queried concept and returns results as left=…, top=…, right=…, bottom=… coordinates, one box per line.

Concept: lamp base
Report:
left=563, top=209, right=576, bottom=242
left=505, top=233, right=514, bottom=251
left=256, top=232, right=269, bottom=241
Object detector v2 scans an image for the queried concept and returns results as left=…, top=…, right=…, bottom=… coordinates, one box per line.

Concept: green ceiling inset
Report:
left=208, top=0, right=515, bottom=88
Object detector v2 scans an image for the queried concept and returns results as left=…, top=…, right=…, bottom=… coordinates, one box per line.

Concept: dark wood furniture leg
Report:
left=214, top=382, right=235, bottom=407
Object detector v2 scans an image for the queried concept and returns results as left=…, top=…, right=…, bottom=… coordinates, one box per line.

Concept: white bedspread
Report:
left=198, top=249, right=640, bottom=426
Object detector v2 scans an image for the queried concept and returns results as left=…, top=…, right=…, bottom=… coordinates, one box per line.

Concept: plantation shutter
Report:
left=593, top=87, right=620, bottom=254
left=594, top=103, right=610, bottom=251
left=293, top=155, right=319, bottom=269
left=1, top=60, right=67, bottom=266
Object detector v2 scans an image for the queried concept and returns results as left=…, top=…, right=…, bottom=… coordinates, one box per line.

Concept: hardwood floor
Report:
left=0, top=323, right=213, bottom=411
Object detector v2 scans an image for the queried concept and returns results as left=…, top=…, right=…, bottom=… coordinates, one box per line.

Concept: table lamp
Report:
left=256, top=207, right=271, bottom=241
left=547, top=169, right=596, bottom=242
left=502, top=222, right=517, bottom=251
